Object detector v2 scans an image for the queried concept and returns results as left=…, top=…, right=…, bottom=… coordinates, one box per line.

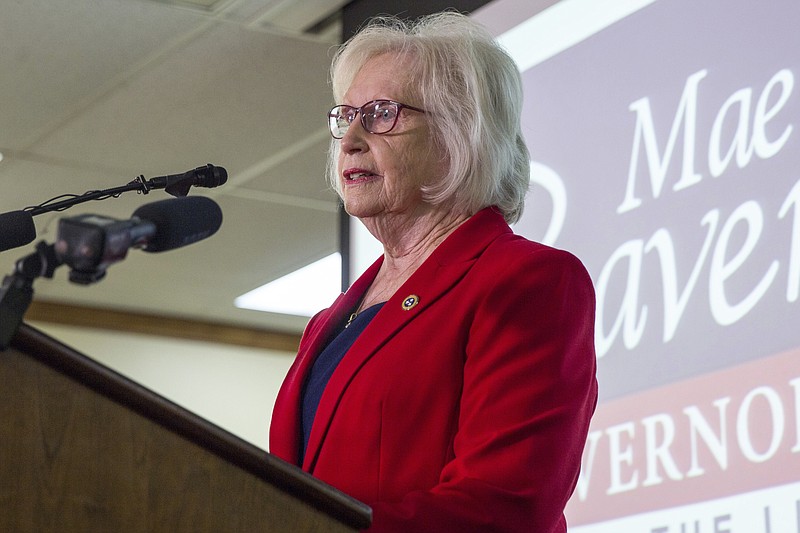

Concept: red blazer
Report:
left=270, top=207, right=597, bottom=533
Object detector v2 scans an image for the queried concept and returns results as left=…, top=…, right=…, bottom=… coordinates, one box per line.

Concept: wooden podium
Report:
left=0, top=323, right=371, bottom=532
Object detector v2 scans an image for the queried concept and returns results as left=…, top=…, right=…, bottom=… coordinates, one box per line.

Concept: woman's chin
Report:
left=342, top=198, right=381, bottom=220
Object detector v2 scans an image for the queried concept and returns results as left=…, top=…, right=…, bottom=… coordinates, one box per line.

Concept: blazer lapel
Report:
left=271, top=260, right=383, bottom=465
left=302, top=207, right=512, bottom=471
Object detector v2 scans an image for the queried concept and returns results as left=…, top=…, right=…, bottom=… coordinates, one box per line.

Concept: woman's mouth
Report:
left=343, top=169, right=380, bottom=183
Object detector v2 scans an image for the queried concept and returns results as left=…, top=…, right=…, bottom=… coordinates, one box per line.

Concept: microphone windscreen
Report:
left=132, top=196, right=222, bottom=253
left=197, top=165, right=227, bottom=188
left=0, top=210, right=36, bottom=252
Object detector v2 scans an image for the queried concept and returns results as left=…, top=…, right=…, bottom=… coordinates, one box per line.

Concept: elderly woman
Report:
left=269, top=11, right=597, bottom=533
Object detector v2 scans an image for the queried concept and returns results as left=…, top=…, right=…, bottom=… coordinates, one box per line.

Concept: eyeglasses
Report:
left=328, top=99, right=426, bottom=139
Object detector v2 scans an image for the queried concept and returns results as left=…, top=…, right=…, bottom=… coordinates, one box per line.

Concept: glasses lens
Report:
left=363, top=101, right=399, bottom=134
left=328, top=101, right=405, bottom=138
left=329, top=105, right=355, bottom=138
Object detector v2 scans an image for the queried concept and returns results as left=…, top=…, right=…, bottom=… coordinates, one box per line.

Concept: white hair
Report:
left=327, top=11, right=530, bottom=224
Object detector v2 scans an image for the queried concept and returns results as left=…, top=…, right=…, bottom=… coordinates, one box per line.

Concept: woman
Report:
left=270, top=12, right=597, bottom=533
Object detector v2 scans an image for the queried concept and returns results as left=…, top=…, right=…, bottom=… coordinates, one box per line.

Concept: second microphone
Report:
left=55, top=196, right=223, bottom=284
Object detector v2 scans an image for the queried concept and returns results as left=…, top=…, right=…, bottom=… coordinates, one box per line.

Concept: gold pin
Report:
left=401, top=295, right=420, bottom=311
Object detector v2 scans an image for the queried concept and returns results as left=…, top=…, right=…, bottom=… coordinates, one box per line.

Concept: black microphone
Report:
left=0, top=210, right=36, bottom=252
left=144, top=164, right=228, bottom=197
left=55, top=196, right=222, bottom=283
left=132, top=196, right=222, bottom=252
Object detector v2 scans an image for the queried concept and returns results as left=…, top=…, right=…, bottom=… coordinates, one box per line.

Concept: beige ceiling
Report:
left=1, top=0, right=353, bottom=334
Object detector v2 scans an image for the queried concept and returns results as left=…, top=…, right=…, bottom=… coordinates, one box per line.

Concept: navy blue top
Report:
left=300, top=303, right=385, bottom=462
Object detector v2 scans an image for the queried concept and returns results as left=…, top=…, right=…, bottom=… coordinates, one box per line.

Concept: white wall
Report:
left=30, top=322, right=295, bottom=452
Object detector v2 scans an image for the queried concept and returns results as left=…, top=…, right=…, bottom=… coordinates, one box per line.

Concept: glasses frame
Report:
left=328, top=99, right=426, bottom=139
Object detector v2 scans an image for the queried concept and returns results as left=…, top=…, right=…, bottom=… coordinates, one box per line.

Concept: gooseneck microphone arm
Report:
left=0, top=164, right=227, bottom=253
left=26, top=181, right=146, bottom=216
left=26, top=163, right=227, bottom=216
left=0, top=163, right=228, bottom=252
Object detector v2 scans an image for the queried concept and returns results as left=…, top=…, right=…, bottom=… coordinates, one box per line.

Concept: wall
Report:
left=29, top=322, right=294, bottom=452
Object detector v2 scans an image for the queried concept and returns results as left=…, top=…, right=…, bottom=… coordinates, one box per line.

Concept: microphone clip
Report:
left=133, top=170, right=195, bottom=197
left=133, top=174, right=152, bottom=195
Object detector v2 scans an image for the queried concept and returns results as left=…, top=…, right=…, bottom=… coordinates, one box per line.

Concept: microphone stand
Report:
left=0, top=177, right=158, bottom=346
left=0, top=241, right=61, bottom=350
left=0, top=169, right=212, bottom=346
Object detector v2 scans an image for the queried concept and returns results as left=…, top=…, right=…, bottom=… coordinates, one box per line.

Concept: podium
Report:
left=0, top=323, right=371, bottom=532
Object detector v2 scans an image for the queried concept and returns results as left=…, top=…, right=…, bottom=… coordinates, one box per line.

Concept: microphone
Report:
left=55, top=196, right=222, bottom=283
left=0, top=164, right=226, bottom=253
left=144, top=164, right=228, bottom=197
left=132, top=196, right=222, bottom=252
left=0, top=210, right=36, bottom=252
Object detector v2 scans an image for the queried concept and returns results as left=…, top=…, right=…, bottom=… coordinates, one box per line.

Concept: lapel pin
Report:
left=401, top=295, right=420, bottom=311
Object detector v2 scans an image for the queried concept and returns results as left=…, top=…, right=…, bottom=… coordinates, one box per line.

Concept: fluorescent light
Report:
left=235, top=253, right=342, bottom=317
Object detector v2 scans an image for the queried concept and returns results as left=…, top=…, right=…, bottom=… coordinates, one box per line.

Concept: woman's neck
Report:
left=357, top=209, right=470, bottom=309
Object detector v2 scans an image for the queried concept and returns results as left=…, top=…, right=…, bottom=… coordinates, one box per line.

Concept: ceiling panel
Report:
left=0, top=0, right=209, bottom=149
left=242, top=136, right=336, bottom=201
left=30, top=23, right=334, bottom=177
